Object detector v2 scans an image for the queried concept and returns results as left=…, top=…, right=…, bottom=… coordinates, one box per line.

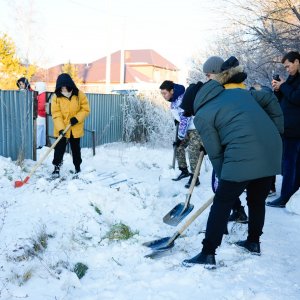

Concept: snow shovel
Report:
left=163, top=151, right=205, bottom=226
left=14, top=124, right=71, bottom=188
left=171, top=123, right=179, bottom=169
left=144, top=195, right=214, bottom=258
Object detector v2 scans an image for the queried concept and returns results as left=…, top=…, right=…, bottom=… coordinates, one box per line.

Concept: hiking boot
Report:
left=266, top=197, right=287, bottom=208
left=172, top=168, right=190, bottom=181
left=185, top=174, right=200, bottom=188
left=75, top=167, right=81, bottom=174
left=235, top=240, right=261, bottom=255
left=228, top=206, right=248, bottom=223
left=182, top=252, right=216, bottom=267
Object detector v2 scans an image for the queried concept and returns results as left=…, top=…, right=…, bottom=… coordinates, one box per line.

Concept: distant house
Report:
left=32, top=49, right=179, bottom=93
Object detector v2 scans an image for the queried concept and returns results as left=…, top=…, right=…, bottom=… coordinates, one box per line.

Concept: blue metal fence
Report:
left=0, top=90, right=34, bottom=161
left=0, top=91, right=125, bottom=161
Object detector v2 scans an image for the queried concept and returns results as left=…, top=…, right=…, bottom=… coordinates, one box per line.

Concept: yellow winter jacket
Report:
left=51, top=90, right=90, bottom=138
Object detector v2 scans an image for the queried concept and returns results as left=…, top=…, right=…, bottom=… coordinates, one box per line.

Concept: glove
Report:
left=59, top=130, right=65, bottom=136
left=173, top=138, right=182, bottom=147
left=183, top=110, right=192, bottom=117
left=200, top=145, right=207, bottom=155
left=174, top=119, right=179, bottom=126
left=70, top=117, right=78, bottom=126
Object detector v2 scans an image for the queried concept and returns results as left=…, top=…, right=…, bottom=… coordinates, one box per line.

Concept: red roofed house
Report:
left=34, top=49, right=179, bottom=93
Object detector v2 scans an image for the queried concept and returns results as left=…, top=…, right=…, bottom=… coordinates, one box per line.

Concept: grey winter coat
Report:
left=193, top=80, right=283, bottom=182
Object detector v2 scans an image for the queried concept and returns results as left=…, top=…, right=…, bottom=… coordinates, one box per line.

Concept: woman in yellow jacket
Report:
left=51, top=73, right=90, bottom=176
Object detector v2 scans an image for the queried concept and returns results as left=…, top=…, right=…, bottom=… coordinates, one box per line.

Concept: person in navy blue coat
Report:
left=267, top=51, right=300, bottom=208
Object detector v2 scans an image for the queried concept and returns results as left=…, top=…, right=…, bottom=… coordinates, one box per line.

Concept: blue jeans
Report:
left=280, top=138, right=300, bottom=202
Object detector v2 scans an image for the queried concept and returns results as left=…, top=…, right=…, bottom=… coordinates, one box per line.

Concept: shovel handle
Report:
left=167, top=195, right=214, bottom=246
left=27, top=124, right=72, bottom=179
left=178, top=195, right=214, bottom=236
left=183, top=151, right=205, bottom=210
left=172, top=124, right=179, bottom=169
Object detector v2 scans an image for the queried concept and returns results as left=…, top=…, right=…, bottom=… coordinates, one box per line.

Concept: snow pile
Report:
left=286, top=190, right=300, bottom=215
left=0, top=144, right=299, bottom=300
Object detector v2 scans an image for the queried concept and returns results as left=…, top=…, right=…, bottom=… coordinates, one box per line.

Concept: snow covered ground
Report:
left=0, top=143, right=299, bottom=300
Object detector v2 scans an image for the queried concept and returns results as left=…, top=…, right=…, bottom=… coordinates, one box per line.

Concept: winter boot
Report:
left=52, top=165, right=60, bottom=178
left=172, top=167, right=190, bottom=181
left=72, top=166, right=81, bottom=179
left=185, top=174, right=200, bottom=188
left=182, top=252, right=216, bottom=268
left=235, top=240, right=261, bottom=255
left=228, top=206, right=248, bottom=223
left=266, top=197, right=287, bottom=208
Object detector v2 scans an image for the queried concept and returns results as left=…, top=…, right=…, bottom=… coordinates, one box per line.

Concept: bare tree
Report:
left=187, top=0, right=300, bottom=86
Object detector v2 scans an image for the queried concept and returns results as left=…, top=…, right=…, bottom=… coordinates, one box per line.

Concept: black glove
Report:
left=183, top=110, right=192, bottom=117
left=70, top=117, right=78, bottom=126
left=200, top=145, right=207, bottom=155
left=174, top=119, right=179, bottom=126
left=173, top=138, right=182, bottom=147
left=59, top=130, right=65, bottom=136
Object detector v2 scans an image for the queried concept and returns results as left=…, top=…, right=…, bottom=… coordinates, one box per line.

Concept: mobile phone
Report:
left=273, top=74, right=280, bottom=81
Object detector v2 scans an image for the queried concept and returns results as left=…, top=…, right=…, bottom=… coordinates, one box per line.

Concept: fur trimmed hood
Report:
left=214, top=65, right=245, bottom=85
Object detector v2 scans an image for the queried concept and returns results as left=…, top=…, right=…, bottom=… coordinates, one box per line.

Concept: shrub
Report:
left=105, top=222, right=138, bottom=241
left=122, top=91, right=174, bottom=147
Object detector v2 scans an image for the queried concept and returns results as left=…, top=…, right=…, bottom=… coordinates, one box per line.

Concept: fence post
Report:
left=32, top=91, right=38, bottom=161
left=92, top=130, right=96, bottom=156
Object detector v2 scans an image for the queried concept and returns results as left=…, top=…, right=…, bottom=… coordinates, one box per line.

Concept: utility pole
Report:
left=105, top=0, right=111, bottom=94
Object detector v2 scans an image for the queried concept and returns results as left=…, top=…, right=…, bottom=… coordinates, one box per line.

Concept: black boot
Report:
left=235, top=240, right=261, bottom=255
left=266, top=197, right=287, bottom=208
left=228, top=206, right=248, bottom=223
left=184, top=174, right=200, bottom=188
left=52, top=165, right=60, bottom=178
left=172, top=168, right=189, bottom=181
left=72, top=166, right=81, bottom=179
left=182, top=252, right=216, bottom=267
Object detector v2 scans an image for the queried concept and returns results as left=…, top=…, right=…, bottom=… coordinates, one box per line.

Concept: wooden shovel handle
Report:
left=183, top=151, right=205, bottom=209
left=178, top=195, right=214, bottom=236
left=27, top=124, right=72, bottom=179
left=172, top=123, right=179, bottom=169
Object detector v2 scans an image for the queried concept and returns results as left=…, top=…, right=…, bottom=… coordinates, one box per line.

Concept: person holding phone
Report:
left=267, top=51, right=300, bottom=208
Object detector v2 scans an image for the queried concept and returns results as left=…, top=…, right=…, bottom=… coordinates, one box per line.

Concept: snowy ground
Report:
left=0, top=143, right=299, bottom=300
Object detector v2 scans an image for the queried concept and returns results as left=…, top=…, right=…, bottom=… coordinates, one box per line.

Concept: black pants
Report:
left=202, top=176, right=273, bottom=254
left=52, top=133, right=82, bottom=170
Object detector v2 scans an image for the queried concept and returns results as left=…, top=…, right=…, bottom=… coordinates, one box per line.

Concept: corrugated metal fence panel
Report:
left=82, top=93, right=125, bottom=147
left=47, top=93, right=125, bottom=148
left=0, top=90, right=34, bottom=160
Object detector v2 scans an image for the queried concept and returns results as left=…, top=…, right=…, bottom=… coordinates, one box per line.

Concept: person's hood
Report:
left=35, top=82, right=46, bottom=94
left=193, top=80, right=224, bottom=113
left=55, top=73, right=78, bottom=96
left=171, top=83, right=185, bottom=102
left=214, top=65, right=246, bottom=85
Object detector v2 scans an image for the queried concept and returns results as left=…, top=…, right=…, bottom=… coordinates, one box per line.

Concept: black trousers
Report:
left=202, top=176, right=273, bottom=254
left=52, top=133, right=82, bottom=170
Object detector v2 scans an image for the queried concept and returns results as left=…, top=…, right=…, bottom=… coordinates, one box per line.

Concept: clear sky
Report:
left=0, top=0, right=231, bottom=78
